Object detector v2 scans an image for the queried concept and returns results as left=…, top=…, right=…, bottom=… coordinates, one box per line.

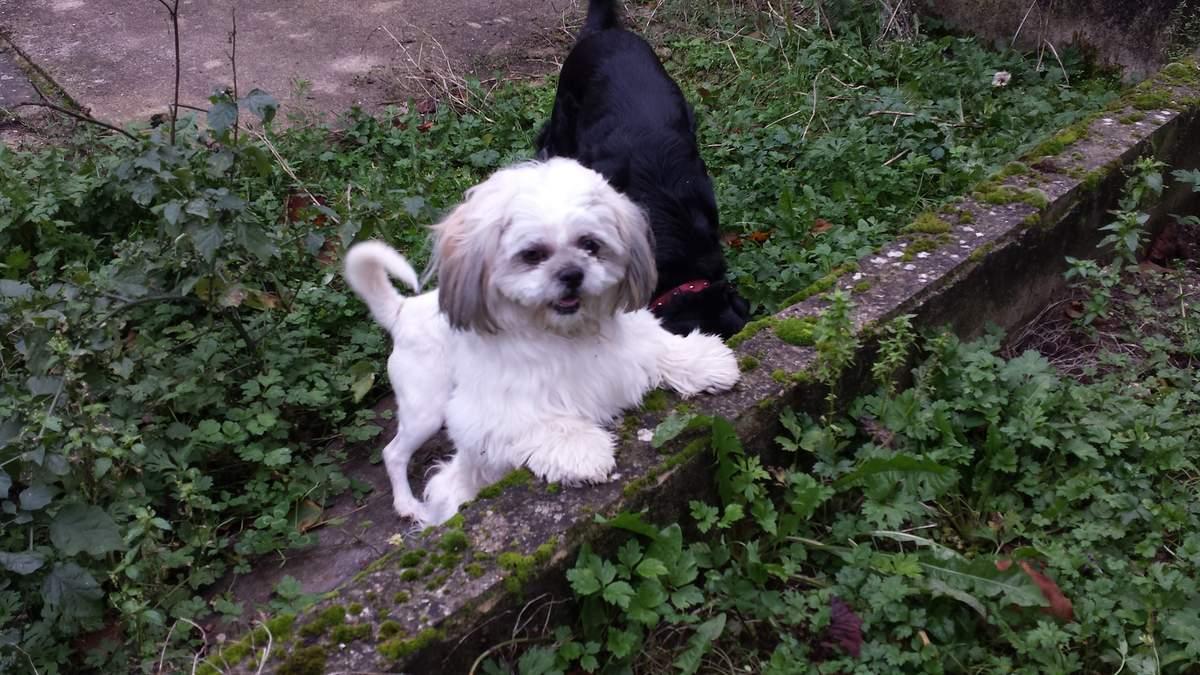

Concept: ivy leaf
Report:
left=191, top=223, right=224, bottom=263
left=239, top=223, right=279, bottom=260
left=240, top=89, right=278, bottom=125
left=26, top=375, right=62, bottom=396
left=402, top=196, right=426, bottom=218
left=0, top=280, right=33, bottom=299
left=19, top=483, right=57, bottom=511
left=50, top=504, right=126, bottom=556
left=207, top=99, right=238, bottom=135
left=0, top=550, right=45, bottom=575
left=42, top=562, right=104, bottom=623
left=129, top=178, right=159, bottom=205
left=162, top=200, right=183, bottom=226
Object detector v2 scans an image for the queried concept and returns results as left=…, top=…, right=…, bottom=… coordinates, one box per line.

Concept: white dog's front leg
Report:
left=421, top=453, right=505, bottom=526
left=520, top=417, right=616, bottom=485
left=657, top=330, right=740, bottom=397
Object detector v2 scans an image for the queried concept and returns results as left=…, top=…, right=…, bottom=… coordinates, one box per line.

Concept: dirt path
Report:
left=0, top=0, right=580, bottom=127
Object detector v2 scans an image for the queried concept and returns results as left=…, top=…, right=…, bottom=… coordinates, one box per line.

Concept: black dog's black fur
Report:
left=536, top=0, right=750, bottom=338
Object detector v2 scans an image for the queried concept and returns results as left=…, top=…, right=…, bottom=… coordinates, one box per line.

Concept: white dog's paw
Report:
left=524, top=421, right=616, bottom=485
left=391, top=494, right=430, bottom=524
left=664, top=333, right=741, bottom=397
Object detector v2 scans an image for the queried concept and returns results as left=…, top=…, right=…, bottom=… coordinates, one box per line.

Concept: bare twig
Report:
left=228, top=6, right=239, bottom=144
left=878, top=0, right=905, bottom=42
left=883, top=149, right=909, bottom=166
left=153, top=0, right=181, bottom=144
left=244, top=127, right=341, bottom=227
left=1042, top=39, right=1070, bottom=85
left=156, top=616, right=208, bottom=675
left=1010, top=0, right=1038, bottom=47
left=253, top=618, right=274, bottom=675
left=12, top=101, right=139, bottom=141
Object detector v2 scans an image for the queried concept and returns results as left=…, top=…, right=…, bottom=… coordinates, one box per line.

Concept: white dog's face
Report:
left=435, top=158, right=657, bottom=335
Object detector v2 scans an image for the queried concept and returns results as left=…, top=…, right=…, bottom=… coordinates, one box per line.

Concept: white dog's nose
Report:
left=557, top=266, right=584, bottom=289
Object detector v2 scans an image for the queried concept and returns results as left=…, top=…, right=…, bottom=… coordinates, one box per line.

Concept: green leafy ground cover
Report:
left=0, top=2, right=1122, bottom=671
left=479, top=164, right=1200, bottom=674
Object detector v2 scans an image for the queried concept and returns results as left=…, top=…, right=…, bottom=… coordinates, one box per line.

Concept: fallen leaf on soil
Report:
left=418, top=120, right=434, bottom=133
left=1145, top=221, right=1180, bottom=265
left=748, top=230, right=771, bottom=244
left=995, top=559, right=1074, bottom=621
left=294, top=499, right=324, bottom=533
left=316, top=238, right=340, bottom=267
left=722, top=232, right=744, bottom=249
left=285, top=192, right=328, bottom=226
left=1064, top=301, right=1085, bottom=320
left=1138, top=260, right=1173, bottom=274
left=812, top=218, right=833, bottom=234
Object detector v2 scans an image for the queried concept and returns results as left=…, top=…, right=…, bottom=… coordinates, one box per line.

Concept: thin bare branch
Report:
left=12, top=101, right=139, bottom=141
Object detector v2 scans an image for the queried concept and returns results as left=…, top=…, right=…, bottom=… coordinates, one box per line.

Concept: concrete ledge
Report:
left=203, top=60, right=1200, bottom=674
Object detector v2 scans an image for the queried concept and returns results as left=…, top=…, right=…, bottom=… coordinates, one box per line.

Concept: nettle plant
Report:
left=0, top=92, right=394, bottom=671
left=1065, top=157, right=1166, bottom=325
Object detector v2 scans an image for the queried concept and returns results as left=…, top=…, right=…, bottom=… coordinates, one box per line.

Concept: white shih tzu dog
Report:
left=344, top=158, right=739, bottom=525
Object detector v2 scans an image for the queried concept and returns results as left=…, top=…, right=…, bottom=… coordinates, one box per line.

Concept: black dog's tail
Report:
left=583, top=0, right=620, bottom=34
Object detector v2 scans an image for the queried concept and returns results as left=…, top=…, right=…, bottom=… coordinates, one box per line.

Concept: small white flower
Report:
left=992, top=71, right=1012, bottom=87
left=637, top=429, right=654, bottom=443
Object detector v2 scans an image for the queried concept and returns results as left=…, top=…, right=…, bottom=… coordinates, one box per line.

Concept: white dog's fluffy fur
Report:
left=344, top=158, right=739, bottom=525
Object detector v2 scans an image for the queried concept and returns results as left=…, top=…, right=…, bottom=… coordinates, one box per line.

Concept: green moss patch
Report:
left=639, top=388, right=671, bottom=412
left=738, top=355, right=760, bottom=371
left=773, top=316, right=817, bottom=346
left=726, top=316, right=777, bottom=349
left=904, top=211, right=952, bottom=234
left=298, top=605, right=346, bottom=639
left=277, top=645, right=327, bottom=675
left=330, top=622, right=372, bottom=644
left=378, top=627, right=444, bottom=661
left=477, top=468, right=534, bottom=499
left=976, top=186, right=1048, bottom=209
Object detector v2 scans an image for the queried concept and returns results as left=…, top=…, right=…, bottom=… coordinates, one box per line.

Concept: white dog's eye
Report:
left=578, top=236, right=601, bottom=255
left=519, top=247, right=549, bottom=265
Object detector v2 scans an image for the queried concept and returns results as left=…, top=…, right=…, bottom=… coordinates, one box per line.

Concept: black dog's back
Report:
left=538, top=0, right=750, bottom=338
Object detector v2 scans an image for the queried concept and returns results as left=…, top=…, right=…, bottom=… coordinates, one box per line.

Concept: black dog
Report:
left=536, top=0, right=750, bottom=338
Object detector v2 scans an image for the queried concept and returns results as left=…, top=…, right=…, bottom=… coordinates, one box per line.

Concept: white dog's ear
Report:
left=435, top=205, right=502, bottom=333
left=613, top=198, right=657, bottom=312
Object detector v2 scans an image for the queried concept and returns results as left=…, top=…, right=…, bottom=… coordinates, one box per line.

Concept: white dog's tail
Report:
left=344, top=241, right=421, bottom=336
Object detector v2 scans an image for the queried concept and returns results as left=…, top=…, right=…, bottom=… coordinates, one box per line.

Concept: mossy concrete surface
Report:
left=211, top=63, right=1200, bottom=673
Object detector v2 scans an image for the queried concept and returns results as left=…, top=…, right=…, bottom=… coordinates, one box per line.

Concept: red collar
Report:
left=649, top=279, right=711, bottom=312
